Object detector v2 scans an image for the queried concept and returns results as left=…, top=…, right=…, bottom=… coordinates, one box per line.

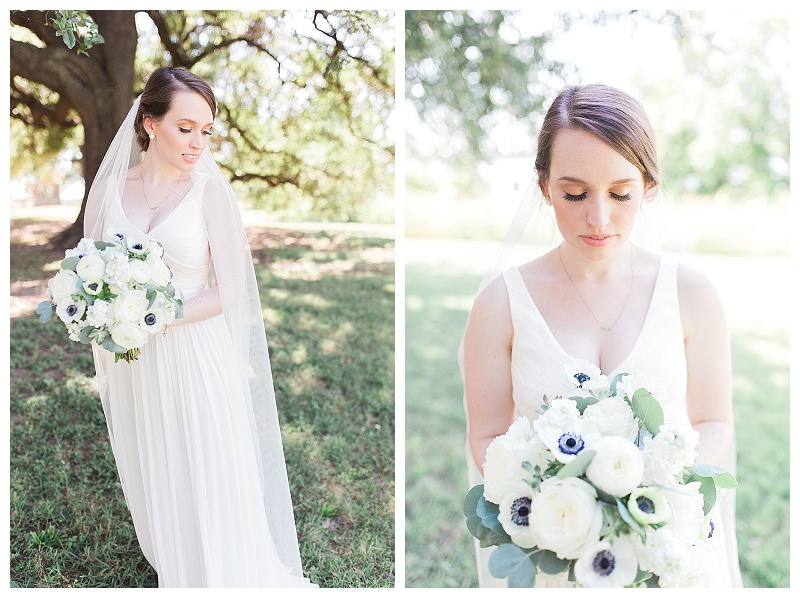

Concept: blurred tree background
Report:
left=10, top=10, right=395, bottom=248
left=404, top=9, right=790, bottom=589
left=406, top=9, right=788, bottom=218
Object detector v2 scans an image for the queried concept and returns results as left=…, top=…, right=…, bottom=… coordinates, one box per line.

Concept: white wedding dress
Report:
left=467, top=254, right=742, bottom=587
left=92, top=173, right=315, bottom=587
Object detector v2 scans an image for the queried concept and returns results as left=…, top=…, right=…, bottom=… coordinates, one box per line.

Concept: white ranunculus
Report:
left=585, top=435, right=644, bottom=498
left=483, top=417, right=543, bottom=504
left=641, top=424, right=700, bottom=487
left=55, top=298, right=87, bottom=323
left=497, top=482, right=538, bottom=548
left=146, top=238, right=164, bottom=257
left=47, top=269, right=81, bottom=303
left=113, top=289, right=149, bottom=323
left=128, top=259, right=153, bottom=285
left=564, top=359, right=608, bottom=392
left=85, top=299, right=112, bottom=328
left=583, top=396, right=638, bottom=441
left=109, top=321, right=149, bottom=350
left=146, top=254, right=172, bottom=286
left=75, top=254, right=106, bottom=281
left=574, top=535, right=639, bottom=588
left=528, top=477, right=602, bottom=560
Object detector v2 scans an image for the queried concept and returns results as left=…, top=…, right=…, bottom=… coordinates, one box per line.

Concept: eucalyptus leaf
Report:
left=631, top=388, right=664, bottom=435
left=475, top=494, right=499, bottom=519
left=476, top=522, right=511, bottom=547
left=489, top=543, right=536, bottom=587
left=60, top=256, right=80, bottom=271
left=713, top=471, right=738, bottom=489
left=79, top=326, right=94, bottom=344
left=687, top=473, right=718, bottom=515
left=610, top=372, right=628, bottom=394
left=465, top=514, right=482, bottom=539
left=100, top=336, right=127, bottom=355
left=94, top=240, right=114, bottom=249
left=556, top=449, right=595, bottom=479
left=464, top=484, right=484, bottom=517
left=36, top=301, right=53, bottom=323
left=536, top=549, right=570, bottom=575
left=146, top=288, right=157, bottom=310
left=616, top=497, right=644, bottom=534
left=570, top=394, right=599, bottom=414
left=692, top=463, right=726, bottom=477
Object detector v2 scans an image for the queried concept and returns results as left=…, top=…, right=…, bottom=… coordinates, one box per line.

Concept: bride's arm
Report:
left=168, top=178, right=244, bottom=327
left=679, top=263, right=735, bottom=467
left=463, top=276, right=516, bottom=475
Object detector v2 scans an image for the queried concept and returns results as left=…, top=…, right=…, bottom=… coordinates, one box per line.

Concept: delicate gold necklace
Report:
left=558, top=244, right=635, bottom=332
left=141, top=169, right=183, bottom=211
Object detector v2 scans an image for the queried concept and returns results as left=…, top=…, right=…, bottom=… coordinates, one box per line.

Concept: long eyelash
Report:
left=611, top=193, right=632, bottom=201
left=179, top=127, right=191, bottom=133
left=562, top=192, right=587, bottom=201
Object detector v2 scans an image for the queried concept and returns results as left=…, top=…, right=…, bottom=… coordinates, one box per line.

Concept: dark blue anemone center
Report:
left=144, top=313, right=157, bottom=326
left=558, top=432, right=584, bottom=455
left=593, top=549, right=616, bottom=576
left=87, top=283, right=98, bottom=291
left=66, top=304, right=78, bottom=317
left=510, top=497, right=532, bottom=527
left=708, top=520, right=715, bottom=539
left=573, top=372, right=590, bottom=387
left=132, top=243, right=144, bottom=251
left=636, top=496, right=656, bottom=514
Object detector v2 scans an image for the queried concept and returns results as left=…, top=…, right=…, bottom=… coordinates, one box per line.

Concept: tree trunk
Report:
left=11, top=11, right=139, bottom=250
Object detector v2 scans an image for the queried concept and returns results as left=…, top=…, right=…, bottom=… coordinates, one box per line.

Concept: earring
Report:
left=149, top=133, right=155, bottom=140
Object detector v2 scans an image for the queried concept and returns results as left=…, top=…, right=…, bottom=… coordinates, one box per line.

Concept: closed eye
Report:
left=563, top=192, right=587, bottom=201
left=610, top=192, right=632, bottom=201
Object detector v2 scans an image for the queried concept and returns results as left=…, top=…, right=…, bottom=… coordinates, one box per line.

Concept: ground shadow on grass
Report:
left=729, top=327, right=790, bottom=588
left=10, top=218, right=395, bottom=588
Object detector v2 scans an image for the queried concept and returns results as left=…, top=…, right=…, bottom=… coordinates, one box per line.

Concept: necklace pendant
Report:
left=601, top=326, right=611, bottom=332
left=151, top=206, right=157, bottom=211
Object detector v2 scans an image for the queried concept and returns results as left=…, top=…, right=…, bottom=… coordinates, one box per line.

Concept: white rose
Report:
left=113, top=289, right=149, bottom=323
left=128, top=259, right=153, bottom=285
left=574, top=535, right=638, bottom=588
left=75, top=254, right=107, bottom=281
left=497, top=482, right=538, bottom=548
left=47, top=269, right=81, bottom=303
left=55, top=298, right=87, bottom=323
left=528, top=477, right=603, bottom=560
left=146, top=254, right=173, bottom=286
left=483, top=416, right=543, bottom=504
left=109, top=321, right=149, bottom=350
left=583, top=396, right=638, bottom=442
left=585, top=435, right=644, bottom=498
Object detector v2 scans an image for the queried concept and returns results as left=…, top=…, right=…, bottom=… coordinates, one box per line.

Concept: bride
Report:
left=462, top=84, right=742, bottom=587
left=83, top=67, right=316, bottom=587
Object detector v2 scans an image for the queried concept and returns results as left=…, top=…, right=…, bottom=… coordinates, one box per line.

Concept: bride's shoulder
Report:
left=675, top=259, right=726, bottom=327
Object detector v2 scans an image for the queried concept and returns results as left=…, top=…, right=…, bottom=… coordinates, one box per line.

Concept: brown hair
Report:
left=535, top=84, right=661, bottom=200
left=134, top=67, right=217, bottom=152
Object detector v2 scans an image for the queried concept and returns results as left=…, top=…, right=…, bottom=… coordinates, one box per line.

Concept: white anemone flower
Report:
left=627, top=487, right=671, bottom=526
left=497, top=483, right=538, bottom=548
left=56, top=298, right=87, bottom=323
left=574, top=535, right=639, bottom=588
left=564, top=359, right=608, bottom=392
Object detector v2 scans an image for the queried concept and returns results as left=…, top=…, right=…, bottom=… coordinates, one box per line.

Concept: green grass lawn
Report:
left=9, top=216, right=395, bottom=588
left=404, top=238, right=790, bottom=589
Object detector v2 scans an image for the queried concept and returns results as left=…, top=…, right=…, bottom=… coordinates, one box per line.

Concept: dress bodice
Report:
left=104, top=174, right=212, bottom=300
left=501, top=255, right=687, bottom=418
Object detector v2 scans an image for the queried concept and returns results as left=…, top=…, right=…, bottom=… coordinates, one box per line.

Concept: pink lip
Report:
left=580, top=235, right=614, bottom=247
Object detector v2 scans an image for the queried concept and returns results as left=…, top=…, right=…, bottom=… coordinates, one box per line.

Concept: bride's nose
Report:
left=586, top=196, right=611, bottom=228
left=189, top=132, right=205, bottom=149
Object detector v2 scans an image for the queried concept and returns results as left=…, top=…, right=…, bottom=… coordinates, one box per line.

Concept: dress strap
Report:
left=501, top=267, right=536, bottom=328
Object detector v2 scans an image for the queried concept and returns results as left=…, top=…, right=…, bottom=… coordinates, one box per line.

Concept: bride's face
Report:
left=145, top=90, right=214, bottom=174
left=544, top=128, right=648, bottom=261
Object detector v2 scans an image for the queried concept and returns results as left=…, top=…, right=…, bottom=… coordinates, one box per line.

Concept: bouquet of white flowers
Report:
left=464, top=359, right=737, bottom=588
left=36, top=231, right=183, bottom=362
